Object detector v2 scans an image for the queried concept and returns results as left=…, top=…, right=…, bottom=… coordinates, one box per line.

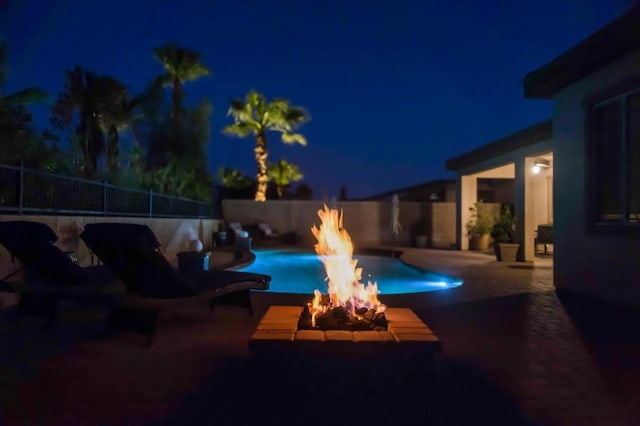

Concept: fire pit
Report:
left=249, top=206, right=442, bottom=362
left=249, top=305, right=441, bottom=360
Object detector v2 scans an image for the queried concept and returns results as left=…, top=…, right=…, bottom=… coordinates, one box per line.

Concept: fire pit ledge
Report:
left=249, top=306, right=442, bottom=359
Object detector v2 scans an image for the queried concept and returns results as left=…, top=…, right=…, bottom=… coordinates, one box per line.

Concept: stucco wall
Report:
left=552, top=50, right=640, bottom=303
left=430, top=202, right=456, bottom=249
left=222, top=200, right=456, bottom=249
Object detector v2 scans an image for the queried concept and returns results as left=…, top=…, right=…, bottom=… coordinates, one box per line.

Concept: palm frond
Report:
left=222, top=121, right=258, bottom=138
left=3, top=87, right=48, bottom=105
left=281, top=132, right=307, bottom=146
left=154, top=43, right=210, bottom=83
left=286, top=107, right=310, bottom=124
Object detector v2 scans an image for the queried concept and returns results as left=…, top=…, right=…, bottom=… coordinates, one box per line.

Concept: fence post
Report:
left=103, top=180, right=107, bottom=216
left=19, top=162, right=24, bottom=214
left=149, top=189, right=153, bottom=218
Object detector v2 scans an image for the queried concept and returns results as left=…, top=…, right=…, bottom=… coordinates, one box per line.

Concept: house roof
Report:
left=358, top=179, right=455, bottom=201
left=524, top=4, right=640, bottom=99
left=445, top=119, right=552, bottom=171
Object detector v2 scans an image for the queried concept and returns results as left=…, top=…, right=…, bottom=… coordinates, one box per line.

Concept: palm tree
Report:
left=222, top=90, right=310, bottom=201
left=99, top=91, right=145, bottom=176
left=0, top=41, right=48, bottom=107
left=153, top=43, right=210, bottom=157
left=51, top=66, right=129, bottom=176
left=0, top=40, right=48, bottom=165
left=268, top=159, right=303, bottom=199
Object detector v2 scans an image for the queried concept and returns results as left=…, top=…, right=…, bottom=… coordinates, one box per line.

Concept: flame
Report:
left=309, top=205, right=385, bottom=325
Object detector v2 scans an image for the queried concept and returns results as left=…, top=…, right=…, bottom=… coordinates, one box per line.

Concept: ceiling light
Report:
left=532, top=158, right=550, bottom=174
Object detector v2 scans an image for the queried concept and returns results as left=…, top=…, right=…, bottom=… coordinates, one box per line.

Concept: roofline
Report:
left=357, top=179, right=455, bottom=201
left=445, top=119, right=552, bottom=171
left=524, top=4, right=640, bottom=99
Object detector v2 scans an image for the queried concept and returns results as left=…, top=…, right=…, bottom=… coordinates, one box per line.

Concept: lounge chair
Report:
left=227, top=222, right=253, bottom=250
left=80, top=223, right=270, bottom=345
left=0, top=221, right=118, bottom=327
left=227, top=222, right=245, bottom=242
left=257, top=222, right=280, bottom=241
left=257, top=222, right=280, bottom=243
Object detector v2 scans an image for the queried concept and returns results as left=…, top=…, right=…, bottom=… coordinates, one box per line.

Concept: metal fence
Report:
left=0, top=163, right=211, bottom=218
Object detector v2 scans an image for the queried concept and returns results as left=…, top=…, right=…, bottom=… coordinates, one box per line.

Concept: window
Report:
left=590, top=88, right=640, bottom=226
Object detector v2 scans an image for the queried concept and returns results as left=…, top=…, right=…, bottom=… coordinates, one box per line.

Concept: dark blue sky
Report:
left=0, top=0, right=633, bottom=199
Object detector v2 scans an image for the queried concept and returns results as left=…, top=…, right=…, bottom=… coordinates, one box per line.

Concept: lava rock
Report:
left=316, top=313, right=338, bottom=330
left=373, top=312, right=388, bottom=328
left=331, top=306, right=350, bottom=323
left=355, top=307, right=368, bottom=316
left=363, top=309, right=376, bottom=321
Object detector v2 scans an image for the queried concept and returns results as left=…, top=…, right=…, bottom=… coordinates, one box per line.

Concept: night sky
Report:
left=0, top=0, right=633, bottom=199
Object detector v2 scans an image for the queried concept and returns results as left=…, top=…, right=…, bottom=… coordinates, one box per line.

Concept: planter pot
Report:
left=469, top=234, right=490, bottom=250
left=496, top=242, right=520, bottom=262
left=414, top=234, right=428, bottom=248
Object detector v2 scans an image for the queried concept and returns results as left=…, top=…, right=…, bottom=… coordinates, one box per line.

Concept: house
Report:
left=524, top=4, right=640, bottom=304
left=448, top=4, right=640, bottom=304
left=360, top=178, right=515, bottom=204
left=359, top=179, right=457, bottom=202
left=446, top=120, right=553, bottom=259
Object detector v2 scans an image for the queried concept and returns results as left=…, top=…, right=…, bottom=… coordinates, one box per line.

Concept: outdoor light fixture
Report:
left=531, top=158, right=550, bottom=174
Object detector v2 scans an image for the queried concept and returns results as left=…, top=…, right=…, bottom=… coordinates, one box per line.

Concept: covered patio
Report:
left=446, top=120, right=553, bottom=261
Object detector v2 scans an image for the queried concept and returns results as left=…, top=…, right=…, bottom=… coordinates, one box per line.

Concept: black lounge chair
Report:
left=80, top=223, right=270, bottom=345
left=0, top=221, right=118, bottom=326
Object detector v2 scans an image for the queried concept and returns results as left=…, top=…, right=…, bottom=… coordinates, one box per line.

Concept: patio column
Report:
left=458, top=175, right=477, bottom=251
left=515, top=157, right=536, bottom=261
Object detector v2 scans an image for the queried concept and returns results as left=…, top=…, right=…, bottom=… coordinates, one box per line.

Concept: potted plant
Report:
left=490, top=205, right=520, bottom=261
left=466, top=201, right=492, bottom=250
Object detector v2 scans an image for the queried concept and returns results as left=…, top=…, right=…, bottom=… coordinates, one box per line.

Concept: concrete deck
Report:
left=1, top=247, right=639, bottom=425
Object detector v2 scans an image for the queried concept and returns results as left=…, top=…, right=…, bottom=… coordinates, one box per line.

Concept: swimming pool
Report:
left=238, top=249, right=463, bottom=295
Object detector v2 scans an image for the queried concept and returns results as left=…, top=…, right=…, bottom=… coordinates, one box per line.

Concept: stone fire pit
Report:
left=249, top=306, right=442, bottom=362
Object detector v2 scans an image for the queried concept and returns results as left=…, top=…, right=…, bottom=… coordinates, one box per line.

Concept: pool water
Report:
left=238, top=249, right=463, bottom=295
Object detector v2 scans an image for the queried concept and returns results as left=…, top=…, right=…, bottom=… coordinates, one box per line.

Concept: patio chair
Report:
left=257, top=222, right=279, bottom=240
left=227, top=222, right=245, bottom=242
left=80, top=223, right=271, bottom=345
left=0, top=221, right=119, bottom=327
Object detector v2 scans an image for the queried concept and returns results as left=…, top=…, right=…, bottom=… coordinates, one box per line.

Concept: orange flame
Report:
left=309, top=205, right=385, bottom=325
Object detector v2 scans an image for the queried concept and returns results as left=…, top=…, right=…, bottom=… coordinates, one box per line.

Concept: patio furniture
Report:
left=227, top=222, right=244, bottom=242
left=257, top=222, right=280, bottom=242
left=0, top=221, right=118, bottom=326
left=534, top=224, right=553, bottom=255
left=226, top=222, right=253, bottom=251
left=80, top=223, right=270, bottom=345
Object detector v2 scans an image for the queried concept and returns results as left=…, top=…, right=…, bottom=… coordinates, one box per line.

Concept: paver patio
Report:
left=1, top=247, right=639, bottom=425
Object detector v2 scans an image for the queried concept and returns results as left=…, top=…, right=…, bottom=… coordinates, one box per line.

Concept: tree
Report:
left=267, top=159, right=303, bottom=199
left=339, top=185, right=347, bottom=201
left=219, top=166, right=253, bottom=189
left=153, top=43, right=210, bottom=158
left=293, top=183, right=313, bottom=200
left=51, top=66, right=130, bottom=177
left=222, top=90, right=310, bottom=201
left=0, top=40, right=49, bottom=167
left=218, top=166, right=254, bottom=199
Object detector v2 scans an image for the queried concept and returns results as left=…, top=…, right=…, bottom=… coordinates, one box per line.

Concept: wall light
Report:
left=531, top=158, right=550, bottom=174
